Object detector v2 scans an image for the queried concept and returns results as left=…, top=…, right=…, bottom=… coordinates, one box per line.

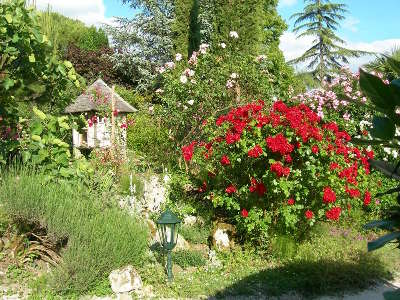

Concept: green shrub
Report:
left=173, top=250, right=206, bottom=269
left=114, top=85, right=148, bottom=109
left=0, top=168, right=148, bottom=294
left=180, top=224, right=210, bottom=244
left=127, top=113, right=174, bottom=169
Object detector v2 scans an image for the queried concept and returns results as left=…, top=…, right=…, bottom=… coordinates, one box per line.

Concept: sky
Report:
left=35, top=0, right=400, bottom=70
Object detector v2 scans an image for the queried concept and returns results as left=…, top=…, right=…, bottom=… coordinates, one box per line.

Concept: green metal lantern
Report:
left=156, top=209, right=181, bottom=282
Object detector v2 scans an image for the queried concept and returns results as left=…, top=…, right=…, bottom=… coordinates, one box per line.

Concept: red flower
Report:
left=311, top=145, right=319, bottom=154
left=241, top=208, right=249, bottom=218
left=323, top=187, right=336, bottom=203
left=305, top=210, right=314, bottom=219
left=182, top=142, right=196, bottom=161
left=225, top=185, right=237, bottom=194
left=287, top=198, right=295, bottom=205
left=88, top=119, right=93, bottom=127
left=120, top=123, right=127, bottom=129
left=266, top=133, right=294, bottom=155
left=270, top=162, right=290, bottom=177
left=362, top=130, right=368, bottom=136
left=226, top=132, right=241, bottom=144
left=363, top=191, right=371, bottom=206
left=113, top=109, right=119, bottom=116
left=326, top=207, right=341, bottom=221
left=346, top=187, right=360, bottom=198
left=248, top=145, right=263, bottom=158
left=285, top=154, right=292, bottom=163
left=330, top=162, right=339, bottom=170
left=220, top=155, right=231, bottom=166
left=249, top=178, right=267, bottom=196
left=198, top=181, right=207, bottom=193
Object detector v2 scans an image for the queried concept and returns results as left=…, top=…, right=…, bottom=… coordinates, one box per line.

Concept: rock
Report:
left=190, top=243, right=209, bottom=256
left=109, top=266, right=142, bottom=294
left=183, top=215, right=197, bottom=226
left=116, top=293, right=132, bottom=300
left=142, top=175, right=168, bottom=213
left=174, top=234, right=190, bottom=251
left=135, top=285, right=154, bottom=299
left=211, top=222, right=236, bottom=251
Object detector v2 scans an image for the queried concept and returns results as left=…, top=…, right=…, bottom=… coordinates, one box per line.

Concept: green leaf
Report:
left=359, top=69, right=395, bottom=110
left=27, top=82, right=46, bottom=94
left=367, top=231, right=400, bottom=252
left=3, top=77, right=15, bottom=90
left=30, top=122, right=43, bottom=135
left=64, top=61, right=73, bottom=69
left=32, top=107, right=46, bottom=120
left=368, top=159, right=400, bottom=180
left=370, top=116, right=395, bottom=140
left=31, top=135, right=42, bottom=142
left=28, top=54, right=36, bottom=63
left=5, top=14, right=12, bottom=24
left=22, top=151, right=31, bottom=163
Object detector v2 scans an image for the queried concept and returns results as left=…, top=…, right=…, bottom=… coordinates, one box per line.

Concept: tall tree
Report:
left=290, top=0, right=364, bottom=82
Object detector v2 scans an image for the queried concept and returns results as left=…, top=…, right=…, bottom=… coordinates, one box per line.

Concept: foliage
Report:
left=126, top=112, right=174, bottom=168
left=209, top=0, right=286, bottom=56
left=182, top=100, right=381, bottom=242
left=0, top=169, right=149, bottom=294
left=0, top=0, right=79, bottom=164
left=104, top=1, right=174, bottom=92
left=290, top=0, right=365, bottom=81
left=17, top=107, right=91, bottom=180
left=179, top=223, right=211, bottom=244
left=114, top=85, right=148, bottom=108
left=64, top=44, right=122, bottom=85
left=356, top=58, right=400, bottom=252
left=37, top=9, right=108, bottom=54
left=366, top=47, right=400, bottom=82
left=159, top=35, right=300, bottom=150
left=173, top=250, right=206, bottom=269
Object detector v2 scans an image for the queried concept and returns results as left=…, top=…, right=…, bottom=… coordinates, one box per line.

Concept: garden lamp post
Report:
left=156, top=209, right=181, bottom=282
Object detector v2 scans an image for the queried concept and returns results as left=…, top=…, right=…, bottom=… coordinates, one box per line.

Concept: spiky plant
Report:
left=290, top=0, right=366, bottom=82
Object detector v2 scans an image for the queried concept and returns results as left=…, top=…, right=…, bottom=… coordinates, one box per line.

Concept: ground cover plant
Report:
left=0, top=168, right=148, bottom=294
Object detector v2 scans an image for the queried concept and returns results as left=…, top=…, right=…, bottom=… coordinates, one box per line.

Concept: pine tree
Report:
left=290, top=0, right=365, bottom=82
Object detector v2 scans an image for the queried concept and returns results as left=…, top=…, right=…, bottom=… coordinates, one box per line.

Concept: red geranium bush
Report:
left=182, top=100, right=380, bottom=241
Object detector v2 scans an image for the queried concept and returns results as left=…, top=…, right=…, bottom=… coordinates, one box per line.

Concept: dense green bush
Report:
left=0, top=169, right=148, bottom=293
left=126, top=112, right=174, bottom=169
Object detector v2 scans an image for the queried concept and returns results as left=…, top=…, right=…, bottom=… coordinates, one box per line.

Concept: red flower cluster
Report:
left=266, top=133, right=294, bottom=155
left=323, top=187, right=336, bottom=203
left=182, top=141, right=196, bottom=161
left=241, top=208, right=249, bottom=218
left=305, top=210, right=314, bottom=219
left=249, top=178, right=267, bottom=196
left=326, top=207, right=341, bottom=220
left=220, top=155, right=231, bottom=166
left=270, top=162, right=290, bottom=177
left=225, top=185, right=237, bottom=194
left=248, top=145, right=263, bottom=158
left=346, top=187, right=360, bottom=198
left=364, top=191, right=371, bottom=206
left=287, top=198, right=295, bottom=205
left=311, top=145, right=319, bottom=154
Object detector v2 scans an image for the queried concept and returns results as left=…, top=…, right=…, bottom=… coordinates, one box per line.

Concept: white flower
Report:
left=188, top=52, right=198, bottom=65
left=165, top=61, right=175, bottom=69
left=226, top=79, right=234, bottom=89
left=157, top=66, right=165, bottom=74
left=183, top=105, right=188, bottom=110
left=149, top=106, right=154, bottom=112
left=230, top=73, right=239, bottom=79
left=229, top=31, right=239, bottom=39
left=180, top=75, right=188, bottom=84
left=175, top=53, right=182, bottom=61
left=190, top=79, right=196, bottom=84
left=187, top=99, right=194, bottom=106
left=199, top=43, right=209, bottom=54
left=256, top=55, right=266, bottom=62
left=184, top=68, right=195, bottom=77
left=155, top=88, right=164, bottom=94
left=220, top=42, right=226, bottom=49
left=343, top=112, right=351, bottom=121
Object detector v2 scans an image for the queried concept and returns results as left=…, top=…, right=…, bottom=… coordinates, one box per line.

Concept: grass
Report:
left=137, top=223, right=400, bottom=298
left=179, top=223, right=211, bottom=244
left=0, top=167, right=149, bottom=294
